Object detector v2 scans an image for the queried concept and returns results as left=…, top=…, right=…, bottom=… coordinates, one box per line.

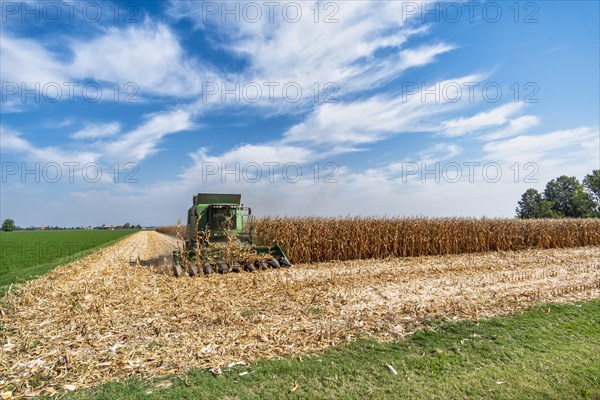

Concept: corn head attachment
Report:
left=172, top=193, right=292, bottom=277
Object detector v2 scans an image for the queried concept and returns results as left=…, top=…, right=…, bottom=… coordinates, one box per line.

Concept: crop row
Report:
left=253, top=217, right=600, bottom=263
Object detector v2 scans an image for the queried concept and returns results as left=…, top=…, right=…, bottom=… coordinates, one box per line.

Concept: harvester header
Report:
left=173, top=193, right=292, bottom=276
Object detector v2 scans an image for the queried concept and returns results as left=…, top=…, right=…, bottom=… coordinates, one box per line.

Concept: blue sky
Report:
left=1, top=0, right=599, bottom=227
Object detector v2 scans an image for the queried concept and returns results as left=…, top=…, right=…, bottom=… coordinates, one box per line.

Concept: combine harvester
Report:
left=172, top=193, right=291, bottom=276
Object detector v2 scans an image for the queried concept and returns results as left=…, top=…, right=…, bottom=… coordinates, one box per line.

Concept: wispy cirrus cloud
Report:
left=440, top=102, right=527, bottom=137
left=480, top=115, right=540, bottom=141
left=68, top=20, right=217, bottom=98
left=2, top=20, right=217, bottom=101
left=483, top=126, right=599, bottom=165
left=2, top=109, right=194, bottom=164
left=101, top=109, right=196, bottom=162
left=281, top=75, right=482, bottom=147
left=2, top=1, right=458, bottom=172
left=71, top=123, right=121, bottom=140
left=481, top=125, right=599, bottom=183
left=171, top=0, right=455, bottom=108
left=1, top=126, right=100, bottom=165
left=0, top=35, right=67, bottom=85
left=417, top=142, right=462, bottom=164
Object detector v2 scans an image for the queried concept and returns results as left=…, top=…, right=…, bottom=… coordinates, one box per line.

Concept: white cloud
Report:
left=191, top=144, right=313, bottom=167
left=483, top=127, right=597, bottom=160
left=103, top=109, right=195, bottom=161
left=417, top=143, right=462, bottom=164
left=282, top=98, right=407, bottom=146
left=1, top=127, right=33, bottom=153
left=398, top=43, right=456, bottom=69
left=68, top=21, right=213, bottom=97
left=1, top=126, right=99, bottom=165
left=46, top=119, right=76, bottom=129
left=173, top=1, right=454, bottom=109
left=282, top=75, right=482, bottom=147
left=481, top=115, right=540, bottom=141
left=71, top=123, right=121, bottom=140
left=351, top=142, right=463, bottom=183
left=0, top=35, right=67, bottom=85
left=483, top=127, right=599, bottom=173
left=1, top=109, right=194, bottom=164
left=0, top=98, right=25, bottom=114
left=2, top=21, right=215, bottom=101
left=441, top=102, right=525, bottom=137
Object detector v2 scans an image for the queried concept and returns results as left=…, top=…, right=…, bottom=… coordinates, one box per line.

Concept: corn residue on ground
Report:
left=1, top=231, right=599, bottom=397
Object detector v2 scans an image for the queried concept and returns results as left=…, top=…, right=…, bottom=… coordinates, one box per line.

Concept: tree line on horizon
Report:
left=1, top=220, right=143, bottom=232
left=516, top=170, right=600, bottom=219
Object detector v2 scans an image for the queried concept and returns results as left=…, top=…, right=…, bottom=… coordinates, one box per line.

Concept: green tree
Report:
left=573, top=187, right=597, bottom=217
left=516, top=189, right=555, bottom=219
left=2, top=219, right=15, bottom=232
left=123, top=223, right=131, bottom=229
left=543, top=176, right=581, bottom=217
left=583, top=170, right=600, bottom=215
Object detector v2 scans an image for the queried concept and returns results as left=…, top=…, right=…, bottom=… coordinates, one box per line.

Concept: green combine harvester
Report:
left=172, top=193, right=291, bottom=276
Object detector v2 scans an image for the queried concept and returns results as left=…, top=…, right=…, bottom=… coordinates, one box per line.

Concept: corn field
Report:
left=157, top=218, right=600, bottom=264
left=254, top=217, right=600, bottom=263
left=3, top=230, right=599, bottom=397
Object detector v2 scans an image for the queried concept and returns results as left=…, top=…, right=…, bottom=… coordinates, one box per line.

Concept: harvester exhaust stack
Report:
left=172, top=193, right=292, bottom=276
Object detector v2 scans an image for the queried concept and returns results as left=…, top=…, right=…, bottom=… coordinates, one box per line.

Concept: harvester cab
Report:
left=185, top=194, right=253, bottom=246
left=173, top=193, right=292, bottom=276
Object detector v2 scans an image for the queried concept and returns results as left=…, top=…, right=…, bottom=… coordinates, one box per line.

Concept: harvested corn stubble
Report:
left=0, top=231, right=598, bottom=397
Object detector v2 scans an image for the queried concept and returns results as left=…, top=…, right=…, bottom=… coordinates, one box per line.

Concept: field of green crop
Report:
left=0, top=230, right=134, bottom=295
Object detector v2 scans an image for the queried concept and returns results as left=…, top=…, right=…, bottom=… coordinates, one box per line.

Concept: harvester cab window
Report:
left=210, top=207, right=236, bottom=231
